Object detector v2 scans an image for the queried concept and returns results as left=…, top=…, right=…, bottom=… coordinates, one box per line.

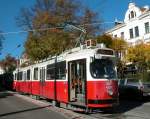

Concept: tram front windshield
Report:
left=90, top=59, right=117, bottom=79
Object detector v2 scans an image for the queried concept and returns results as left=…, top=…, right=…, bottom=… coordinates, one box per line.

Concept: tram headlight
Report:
left=107, top=88, right=113, bottom=96
left=106, top=81, right=113, bottom=96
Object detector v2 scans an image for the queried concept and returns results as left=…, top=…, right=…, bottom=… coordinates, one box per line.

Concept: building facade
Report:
left=106, top=2, right=150, bottom=45
left=19, top=53, right=29, bottom=66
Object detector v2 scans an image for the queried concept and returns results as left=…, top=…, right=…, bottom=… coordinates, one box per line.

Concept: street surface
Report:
left=89, top=99, right=150, bottom=119
left=0, top=90, right=150, bottom=119
left=0, top=91, right=67, bottom=119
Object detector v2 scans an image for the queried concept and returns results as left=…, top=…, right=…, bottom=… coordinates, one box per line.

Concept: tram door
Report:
left=68, top=59, right=86, bottom=104
left=39, top=67, right=46, bottom=97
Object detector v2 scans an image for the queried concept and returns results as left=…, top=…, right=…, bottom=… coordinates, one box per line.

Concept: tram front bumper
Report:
left=87, top=98, right=119, bottom=108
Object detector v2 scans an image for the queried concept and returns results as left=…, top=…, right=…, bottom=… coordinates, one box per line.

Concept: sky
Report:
left=0, top=0, right=150, bottom=60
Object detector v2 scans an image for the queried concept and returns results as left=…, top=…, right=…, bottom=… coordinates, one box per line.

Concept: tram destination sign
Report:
left=97, top=49, right=114, bottom=55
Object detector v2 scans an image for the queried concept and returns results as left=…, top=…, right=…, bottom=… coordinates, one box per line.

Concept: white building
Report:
left=106, top=2, right=150, bottom=45
left=19, top=53, right=29, bottom=66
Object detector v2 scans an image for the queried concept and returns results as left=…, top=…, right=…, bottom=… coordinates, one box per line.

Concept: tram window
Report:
left=17, top=72, right=19, bottom=80
left=23, top=72, right=27, bottom=81
left=14, top=73, right=17, bottom=80
left=47, top=64, right=55, bottom=80
left=90, top=59, right=117, bottom=79
left=40, top=68, right=46, bottom=80
left=18, top=72, right=23, bottom=80
left=40, top=69, right=42, bottom=80
left=27, top=69, right=30, bottom=80
left=56, top=61, right=66, bottom=80
left=34, top=68, right=38, bottom=80
left=43, top=68, right=46, bottom=80
left=97, top=49, right=114, bottom=55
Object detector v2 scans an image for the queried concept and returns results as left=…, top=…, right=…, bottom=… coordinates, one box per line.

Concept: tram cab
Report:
left=66, top=39, right=119, bottom=109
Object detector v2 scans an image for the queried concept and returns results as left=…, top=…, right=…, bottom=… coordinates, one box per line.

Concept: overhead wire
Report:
left=0, top=21, right=115, bottom=36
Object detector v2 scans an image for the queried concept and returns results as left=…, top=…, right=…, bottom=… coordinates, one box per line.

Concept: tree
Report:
left=25, top=31, right=73, bottom=60
left=16, top=0, right=102, bottom=60
left=111, top=37, right=127, bottom=59
left=124, top=42, right=150, bottom=81
left=80, top=8, right=102, bottom=37
left=0, top=54, right=17, bottom=73
left=96, top=34, right=113, bottom=48
left=125, top=42, right=150, bottom=71
left=97, top=34, right=127, bottom=57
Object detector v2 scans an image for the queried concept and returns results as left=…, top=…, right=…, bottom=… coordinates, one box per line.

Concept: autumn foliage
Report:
left=17, top=0, right=101, bottom=60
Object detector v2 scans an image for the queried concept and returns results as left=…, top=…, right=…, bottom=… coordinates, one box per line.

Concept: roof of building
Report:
left=105, top=2, right=150, bottom=33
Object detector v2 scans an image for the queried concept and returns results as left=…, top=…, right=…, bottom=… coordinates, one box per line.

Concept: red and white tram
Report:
left=13, top=40, right=119, bottom=112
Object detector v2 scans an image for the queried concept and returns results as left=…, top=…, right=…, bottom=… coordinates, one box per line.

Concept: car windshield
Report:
left=90, top=59, right=117, bottom=79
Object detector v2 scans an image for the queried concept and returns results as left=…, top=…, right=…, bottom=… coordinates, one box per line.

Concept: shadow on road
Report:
left=93, top=98, right=150, bottom=119
left=90, top=97, right=150, bottom=116
left=117, top=96, right=150, bottom=113
left=0, top=90, right=14, bottom=98
left=0, top=105, right=51, bottom=117
left=116, top=99, right=143, bottom=113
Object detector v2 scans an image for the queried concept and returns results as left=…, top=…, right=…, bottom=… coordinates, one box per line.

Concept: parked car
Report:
left=118, top=78, right=150, bottom=100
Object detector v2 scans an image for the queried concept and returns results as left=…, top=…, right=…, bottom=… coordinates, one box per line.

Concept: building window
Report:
left=131, top=11, right=134, bottom=18
left=129, top=28, right=134, bottom=39
left=145, top=22, right=149, bottom=34
left=114, top=34, right=117, bottom=38
left=121, top=32, right=124, bottom=39
left=135, top=26, right=139, bottom=37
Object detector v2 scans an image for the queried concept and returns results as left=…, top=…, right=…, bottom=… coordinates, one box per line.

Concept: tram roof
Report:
left=65, top=45, right=115, bottom=61
left=14, top=45, right=114, bottom=72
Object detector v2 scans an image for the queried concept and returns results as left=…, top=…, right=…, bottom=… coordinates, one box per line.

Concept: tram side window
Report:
left=34, top=68, right=38, bottom=80
left=27, top=69, right=30, bottom=80
left=23, top=72, right=27, bottom=81
left=40, top=68, right=46, bottom=80
left=17, top=73, right=19, bottom=80
left=14, top=73, right=17, bottom=80
left=56, top=61, right=66, bottom=80
left=47, top=64, right=55, bottom=80
left=40, top=69, right=42, bottom=80
left=18, top=72, right=23, bottom=80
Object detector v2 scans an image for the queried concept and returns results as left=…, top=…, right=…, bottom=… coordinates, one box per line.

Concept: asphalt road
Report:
left=0, top=91, right=67, bottom=119
left=89, top=98, right=150, bottom=119
left=0, top=90, right=150, bottom=119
